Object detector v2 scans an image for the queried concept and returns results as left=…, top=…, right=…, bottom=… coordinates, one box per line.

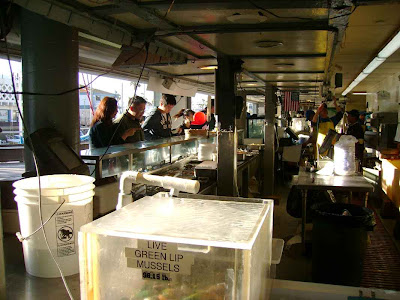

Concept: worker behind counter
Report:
left=203, top=99, right=216, bottom=131
left=359, top=111, right=367, bottom=132
left=346, top=109, right=365, bottom=163
left=312, top=96, right=343, bottom=156
left=143, top=94, right=176, bottom=140
left=302, top=109, right=317, bottom=147
left=114, top=96, right=147, bottom=144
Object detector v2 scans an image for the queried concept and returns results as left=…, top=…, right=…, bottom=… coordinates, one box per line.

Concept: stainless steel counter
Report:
left=292, top=171, right=374, bottom=252
left=292, top=172, right=374, bottom=192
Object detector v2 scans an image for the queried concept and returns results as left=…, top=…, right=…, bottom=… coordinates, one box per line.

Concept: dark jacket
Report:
left=346, top=121, right=365, bottom=161
left=142, top=108, right=172, bottom=140
left=89, top=121, right=119, bottom=149
left=113, top=113, right=144, bottom=144
left=208, top=114, right=216, bottom=131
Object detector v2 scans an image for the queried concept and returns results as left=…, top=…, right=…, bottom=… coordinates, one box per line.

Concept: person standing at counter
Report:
left=346, top=109, right=365, bottom=163
left=359, top=112, right=367, bottom=132
left=312, top=97, right=343, bottom=156
left=143, top=93, right=176, bottom=140
left=114, top=96, right=147, bottom=144
left=302, top=109, right=317, bottom=147
left=174, top=109, right=194, bottom=135
left=89, top=97, right=123, bottom=148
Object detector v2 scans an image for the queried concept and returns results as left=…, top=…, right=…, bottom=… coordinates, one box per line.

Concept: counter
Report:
left=381, top=159, right=400, bottom=208
left=81, top=136, right=214, bottom=179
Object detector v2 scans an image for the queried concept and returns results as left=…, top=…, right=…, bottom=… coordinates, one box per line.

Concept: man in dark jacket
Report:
left=114, top=96, right=147, bottom=144
left=142, top=94, right=176, bottom=140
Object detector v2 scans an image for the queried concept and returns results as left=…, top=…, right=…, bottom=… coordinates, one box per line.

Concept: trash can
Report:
left=311, top=202, right=375, bottom=286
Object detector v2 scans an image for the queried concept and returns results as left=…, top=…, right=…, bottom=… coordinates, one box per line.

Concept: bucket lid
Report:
left=13, top=174, right=95, bottom=197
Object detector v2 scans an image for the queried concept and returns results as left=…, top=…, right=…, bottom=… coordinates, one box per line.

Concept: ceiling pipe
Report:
left=154, top=22, right=334, bottom=38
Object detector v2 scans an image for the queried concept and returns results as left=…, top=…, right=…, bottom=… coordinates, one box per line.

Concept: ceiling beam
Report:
left=138, top=0, right=331, bottom=10
left=138, top=0, right=396, bottom=11
left=175, top=73, right=215, bottom=77
left=104, top=0, right=177, bottom=30
left=155, top=21, right=334, bottom=37
left=265, top=80, right=323, bottom=82
left=324, top=2, right=352, bottom=83
left=241, top=69, right=266, bottom=85
left=241, top=54, right=326, bottom=59
left=251, top=70, right=325, bottom=74
left=276, top=85, right=320, bottom=89
left=90, top=0, right=220, bottom=59
left=145, top=66, right=214, bottom=91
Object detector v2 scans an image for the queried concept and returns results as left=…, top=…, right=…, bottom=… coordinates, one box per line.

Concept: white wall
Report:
left=170, top=96, right=188, bottom=130
left=366, top=71, right=400, bottom=113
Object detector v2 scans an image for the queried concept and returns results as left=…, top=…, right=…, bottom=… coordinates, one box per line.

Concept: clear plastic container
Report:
left=334, top=135, right=358, bottom=176
left=79, top=194, right=274, bottom=300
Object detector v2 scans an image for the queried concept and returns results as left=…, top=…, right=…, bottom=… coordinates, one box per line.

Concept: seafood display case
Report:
left=79, top=194, right=274, bottom=299
left=81, top=136, right=214, bottom=180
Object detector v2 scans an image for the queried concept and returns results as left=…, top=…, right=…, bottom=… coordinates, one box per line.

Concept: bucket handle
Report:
left=16, top=199, right=66, bottom=242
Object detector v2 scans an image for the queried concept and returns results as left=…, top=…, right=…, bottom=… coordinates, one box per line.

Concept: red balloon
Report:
left=191, top=112, right=207, bottom=125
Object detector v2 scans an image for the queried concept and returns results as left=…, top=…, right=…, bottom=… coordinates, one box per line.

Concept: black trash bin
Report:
left=311, top=203, right=375, bottom=286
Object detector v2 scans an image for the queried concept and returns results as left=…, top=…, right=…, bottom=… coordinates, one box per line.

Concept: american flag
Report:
left=283, top=91, right=300, bottom=112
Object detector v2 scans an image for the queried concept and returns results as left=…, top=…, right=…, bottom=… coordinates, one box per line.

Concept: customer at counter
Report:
left=143, top=93, right=176, bottom=139
left=89, top=97, right=126, bottom=148
left=346, top=109, right=365, bottom=162
left=312, top=97, right=343, bottom=155
left=174, top=109, right=194, bottom=135
left=114, top=96, right=147, bottom=144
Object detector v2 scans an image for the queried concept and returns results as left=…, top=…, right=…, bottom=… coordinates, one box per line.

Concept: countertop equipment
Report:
left=369, top=112, right=398, bottom=150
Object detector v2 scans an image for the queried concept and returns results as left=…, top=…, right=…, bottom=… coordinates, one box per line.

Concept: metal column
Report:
left=21, top=9, right=79, bottom=172
left=262, top=85, right=277, bottom=196
left=215, top=56, right=242, bottom=196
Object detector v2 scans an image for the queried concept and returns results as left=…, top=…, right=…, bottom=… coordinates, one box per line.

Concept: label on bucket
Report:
left=55, top=210, right=75, bottom=257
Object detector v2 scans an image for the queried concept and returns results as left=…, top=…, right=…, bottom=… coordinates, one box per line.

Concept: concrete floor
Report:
left=3, top=176, right=400, bottom=299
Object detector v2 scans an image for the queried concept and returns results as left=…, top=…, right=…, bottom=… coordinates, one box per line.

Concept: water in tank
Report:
left=79, top=193, right=274, bottom=300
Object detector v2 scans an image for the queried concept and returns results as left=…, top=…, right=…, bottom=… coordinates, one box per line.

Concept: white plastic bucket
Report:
left=13, top=175, right=95, bottom=278
left=198, top=143, right=216, bottom=161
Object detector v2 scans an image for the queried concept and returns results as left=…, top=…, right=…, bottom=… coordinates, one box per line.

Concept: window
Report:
left=191, top=93, right=210, bottom=112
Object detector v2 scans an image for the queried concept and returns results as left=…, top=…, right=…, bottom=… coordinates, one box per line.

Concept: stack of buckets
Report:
left=13, top=174, right=95, bottom=278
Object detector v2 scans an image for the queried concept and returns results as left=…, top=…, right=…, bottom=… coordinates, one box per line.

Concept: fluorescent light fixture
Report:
left=353, top=72, right=369, bottom=83
left=342, top=30, right=400, bottom=96
left=199, top=65, right=218, bottom=70
left=351, top=92, right=368, bottom=95
left=363, top=57, right=386, bottom=74
left=78, top=32, right=122, bottom=49
left=378, top=31, right=400, bottom=58
left=245, top=83, right=257, bottom=86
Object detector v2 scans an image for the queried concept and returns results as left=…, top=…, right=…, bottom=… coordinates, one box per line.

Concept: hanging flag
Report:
left=283, top=91, right=300, bottom=112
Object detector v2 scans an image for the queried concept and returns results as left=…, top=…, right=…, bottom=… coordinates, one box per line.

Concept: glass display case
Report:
left=79, top=194, right=274, bottom=300
left=81, top=136, right=214, bottom=179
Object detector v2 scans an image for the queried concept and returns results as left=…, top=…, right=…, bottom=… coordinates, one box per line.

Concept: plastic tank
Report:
left=79, top=194, right=274, bottom=300
left=334, top=135, right=358, bottom=175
